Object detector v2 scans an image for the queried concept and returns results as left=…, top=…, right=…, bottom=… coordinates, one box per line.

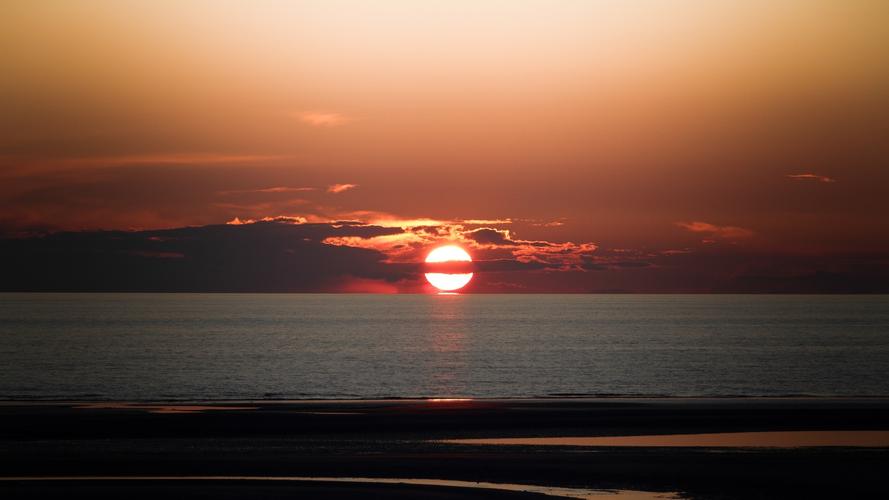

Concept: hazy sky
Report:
left=2, top=0, right=888, bottom=291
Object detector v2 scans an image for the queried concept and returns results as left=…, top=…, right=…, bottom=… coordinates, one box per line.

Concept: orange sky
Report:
left=2, top=1, right=889, bottom=291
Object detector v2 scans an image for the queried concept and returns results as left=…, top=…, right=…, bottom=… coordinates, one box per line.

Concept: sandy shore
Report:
left=2, top=398, right=889, bottom=499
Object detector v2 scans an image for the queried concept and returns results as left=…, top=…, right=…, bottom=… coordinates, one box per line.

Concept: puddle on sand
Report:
left=443, top=430, right=889, bottom=448
left=0, top=476, right=679, bottom=499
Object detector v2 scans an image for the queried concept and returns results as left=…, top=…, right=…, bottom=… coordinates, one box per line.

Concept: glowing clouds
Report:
left=297, top=111, right=352, bottom=127
left=425, top=245, right=473, bottom=292
left=327, top=183, right=358, bottom=194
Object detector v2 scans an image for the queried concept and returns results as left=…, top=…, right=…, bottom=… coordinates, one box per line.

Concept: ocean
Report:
left=1, top=293, right=888, bottom=400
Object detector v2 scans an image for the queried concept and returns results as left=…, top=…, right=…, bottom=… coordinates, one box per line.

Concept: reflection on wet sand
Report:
left=0, top=476, right=679, bottom=500
left=445, top=430, right=889, bottom=448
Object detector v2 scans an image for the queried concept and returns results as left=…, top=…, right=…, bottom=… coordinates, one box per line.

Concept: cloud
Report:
left=0, top=169, right=601, bottom=281
left=297, top=111, right=352, bottom=127
left=321, top=217, right=599, bottom=274
left=677, top=221, right=754, bottom=239
left=50, top=154, right=291, bottom=168
left=474, top=259, right=555, bottom=272
left=3, top=218, right=887, bottom=293
left=579, top=251, right=654, bottom=271
left=460, top=227, right=598, bottom=270
left=613, top=260, right=653, bottom=268
left=218, top=186, right=316, bottom=196
left=521, top=218, right=567, bottom=227
left=465, top=227, right=512, bottom=246
left=462, top=219, right=512, bottom=225
left=226, top=215, right=308, bottom=225
left=0, top=220, right=411, bottom=292
left=213, top=199, right=310, bottom=216
left=0, top=216, right=597, bottom=292
left=786, top=173, right=836, bottom=183
left=328, top=183, right=358, bottom=194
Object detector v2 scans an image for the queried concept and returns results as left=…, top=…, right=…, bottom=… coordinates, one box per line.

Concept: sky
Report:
left=2, top=0, right=889, bottom=292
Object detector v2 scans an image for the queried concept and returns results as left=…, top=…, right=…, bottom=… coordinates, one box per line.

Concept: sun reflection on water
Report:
left=426, top=293, right=469, bottom=398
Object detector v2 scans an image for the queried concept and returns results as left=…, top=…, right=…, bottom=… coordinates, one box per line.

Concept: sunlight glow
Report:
left=425, top=245, right=473, bottom=292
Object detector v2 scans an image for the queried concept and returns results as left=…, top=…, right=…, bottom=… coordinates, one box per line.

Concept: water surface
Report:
left=1, top=293, right=888, bottom=400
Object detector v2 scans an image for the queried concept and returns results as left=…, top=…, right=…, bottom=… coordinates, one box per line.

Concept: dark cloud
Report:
left=579, top=259, right=652, bottom=271
left=0, top=221, right=413, bottom=292
left=727, top=270, right=885, bottom=293
left=636, top=250, right=889, bottom=293
left=613, top=261, right=653, bottom=268
left=579, top=253, right=652, bottom=271
left=465, top=228, right=513, bottom=246
left=2, top=219, right=888, bottom=293
left=474, top=259, right=556, bottom=272
left=412, top=255, right=569, bottom=275
left=0, top=218, right=593, bottom=292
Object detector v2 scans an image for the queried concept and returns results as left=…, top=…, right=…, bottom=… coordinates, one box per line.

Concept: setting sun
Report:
left=425, top=245, right=473, bottom=292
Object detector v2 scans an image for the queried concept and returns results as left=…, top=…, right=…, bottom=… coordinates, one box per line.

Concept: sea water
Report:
left=1, top=293, right=888, bottom=400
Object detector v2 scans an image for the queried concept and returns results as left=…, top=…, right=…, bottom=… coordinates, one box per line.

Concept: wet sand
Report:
left=445, top=430, right=889, bottom=447
left=2, top=398, right=889, bottom=499
left=0, top=476, right=675, bottom=500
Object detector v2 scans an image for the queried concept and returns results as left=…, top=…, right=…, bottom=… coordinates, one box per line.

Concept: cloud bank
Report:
left=1, top=217, right=886, bottom=293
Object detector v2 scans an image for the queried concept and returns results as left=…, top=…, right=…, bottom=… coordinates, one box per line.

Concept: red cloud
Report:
left=786, top=173, right=836, bottom=183
left=328, top=183, right=358, bottom=194
left=462, top=219, right=512, bottom=225
left=323, top=218, right=598, bottom=272
left=677, top=221, right=753, bottom=239
left=217, top=186, right=315, bottom=195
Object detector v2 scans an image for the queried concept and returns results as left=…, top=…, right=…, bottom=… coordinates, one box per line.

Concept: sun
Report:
left=425, top=245, right=473, bottom=292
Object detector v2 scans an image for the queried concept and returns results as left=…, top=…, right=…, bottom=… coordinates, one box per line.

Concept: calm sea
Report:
left=1, top=293, right=888, bottom=400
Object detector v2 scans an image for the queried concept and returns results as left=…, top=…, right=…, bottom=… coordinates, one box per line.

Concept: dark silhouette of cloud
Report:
left=0, top=221, right=412, bottom=292
left=579, top=254, right=652, bottom=271
left=2, top=220, right=887, bottom=293
left=474, top=259, right=557, bottom=272
left=465, top=228, right=512, bottom=245
left=0, top=220, right=565, bottom=292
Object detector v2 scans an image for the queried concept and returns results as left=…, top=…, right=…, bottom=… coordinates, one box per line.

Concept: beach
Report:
left=2, top=398, right=888, bottom=499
